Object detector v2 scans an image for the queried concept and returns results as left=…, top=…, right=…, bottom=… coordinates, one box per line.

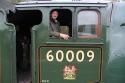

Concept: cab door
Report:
left=0, top=9, right=16, bottom=83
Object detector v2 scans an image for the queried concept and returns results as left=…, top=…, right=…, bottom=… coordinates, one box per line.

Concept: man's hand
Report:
left=59, top=33, right=70, bottom=40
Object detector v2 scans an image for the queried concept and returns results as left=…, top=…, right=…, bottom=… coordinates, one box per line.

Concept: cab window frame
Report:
left=77, top=9, right=101, bottom=38
left=49, top=8, right=73, bottom=39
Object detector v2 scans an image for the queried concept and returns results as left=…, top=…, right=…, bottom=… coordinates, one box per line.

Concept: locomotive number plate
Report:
left=38, top=46, right=102, bottom=83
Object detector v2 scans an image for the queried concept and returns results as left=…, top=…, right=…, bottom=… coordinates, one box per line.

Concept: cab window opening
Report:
left=49, top=9, right=72, bottom=40
left=77, top=10, right=100, bottom=38
left=7, top=10, right=42, bottom=83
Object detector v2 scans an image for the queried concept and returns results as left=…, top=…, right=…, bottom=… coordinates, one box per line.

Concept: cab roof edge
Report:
left=17, top=0, right=110, bottom=5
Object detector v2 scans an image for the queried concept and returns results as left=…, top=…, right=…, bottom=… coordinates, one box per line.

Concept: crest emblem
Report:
left=63, top=65, right=77, bottom=80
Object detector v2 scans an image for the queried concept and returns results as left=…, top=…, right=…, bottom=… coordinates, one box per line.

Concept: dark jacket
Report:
left=50, top=20, right=60, bottom=37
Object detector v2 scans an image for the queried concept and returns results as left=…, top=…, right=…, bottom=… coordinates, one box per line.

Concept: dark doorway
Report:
left=7, top=10, right=42, bottom=83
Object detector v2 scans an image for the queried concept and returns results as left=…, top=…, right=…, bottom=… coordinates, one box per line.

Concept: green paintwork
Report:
left=31, top=6, right=107, bottom=83
left=39, top=46, right=102, bottom=83
left=0, top=1, right=125, bottom=83
left=0, top=9, right=16, bottom=83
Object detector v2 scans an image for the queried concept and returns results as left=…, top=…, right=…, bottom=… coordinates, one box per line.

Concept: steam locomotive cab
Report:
left=0, top=0, right=125, bottom=83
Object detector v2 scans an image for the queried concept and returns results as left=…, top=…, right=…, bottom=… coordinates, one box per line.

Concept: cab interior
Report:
left=7, top=10, right=42, bottom=83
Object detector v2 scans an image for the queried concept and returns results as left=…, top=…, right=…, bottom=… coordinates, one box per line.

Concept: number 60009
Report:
left=46, top=50, right=94, bottom=62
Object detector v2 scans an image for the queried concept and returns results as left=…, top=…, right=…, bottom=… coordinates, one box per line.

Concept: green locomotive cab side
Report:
left=0, top=0, right=125, bottom=83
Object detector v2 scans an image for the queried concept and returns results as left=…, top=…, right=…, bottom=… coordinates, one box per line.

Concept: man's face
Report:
left=51, top=11, right=58, bottom=20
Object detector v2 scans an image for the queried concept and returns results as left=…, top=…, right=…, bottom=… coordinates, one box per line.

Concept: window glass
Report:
left=77, top=10, right=100, bottom=38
